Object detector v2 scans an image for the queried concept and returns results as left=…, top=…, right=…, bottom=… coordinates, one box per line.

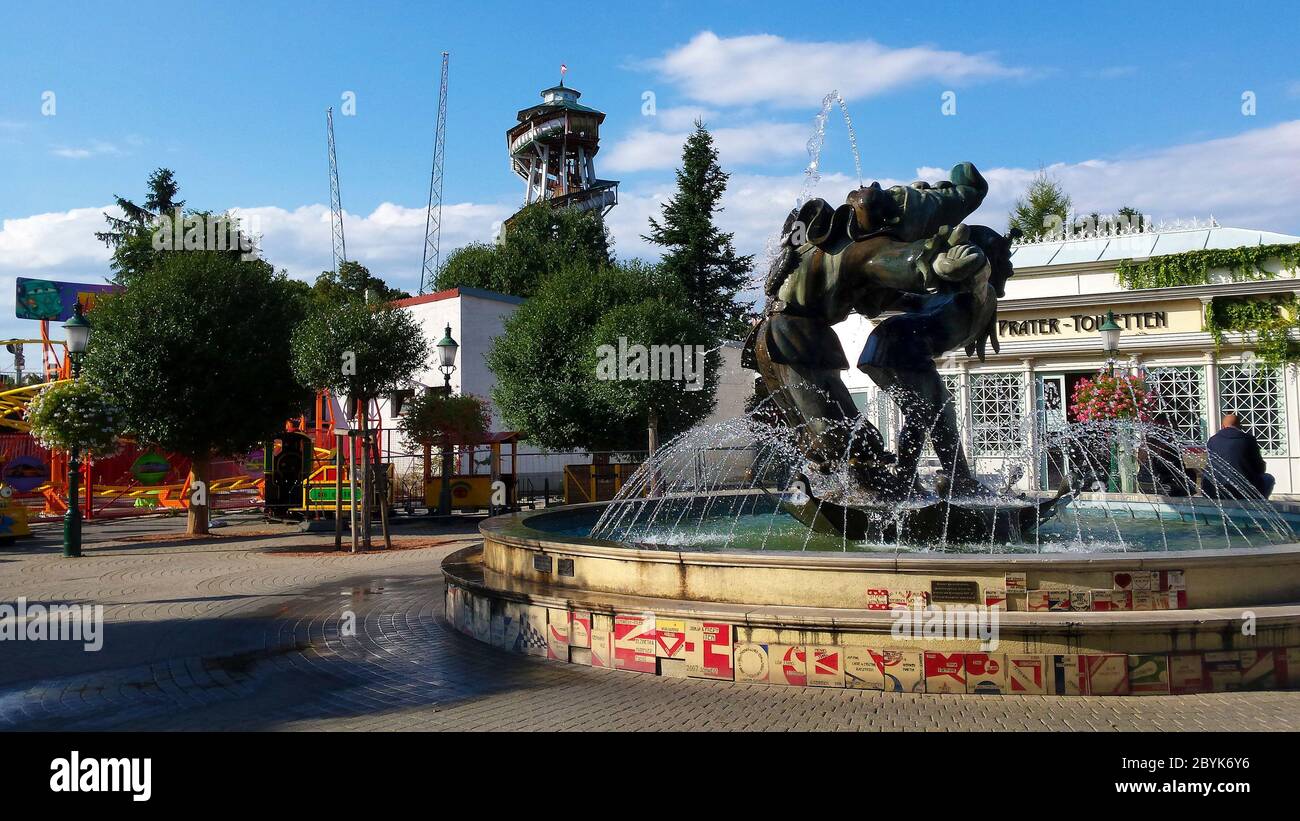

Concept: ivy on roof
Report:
left=1116, top=242, right=1300, bottom=290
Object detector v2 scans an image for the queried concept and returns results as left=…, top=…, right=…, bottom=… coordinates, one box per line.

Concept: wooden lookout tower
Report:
left=506, top=78, right=618, bottom=224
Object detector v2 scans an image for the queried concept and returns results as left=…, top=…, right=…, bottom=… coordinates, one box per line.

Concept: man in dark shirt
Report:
left=1205, top=414, right=1274, bottom=499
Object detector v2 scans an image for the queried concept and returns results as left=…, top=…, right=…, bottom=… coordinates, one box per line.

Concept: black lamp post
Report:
left=62, top=303, right=92, bottom=558
left=1098, top=309, right=1124, bottom=492
left=435, top=324, right=459, bottom=516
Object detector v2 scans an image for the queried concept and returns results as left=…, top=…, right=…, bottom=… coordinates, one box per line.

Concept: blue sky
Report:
left=2, top=0, right=1300, bottom=341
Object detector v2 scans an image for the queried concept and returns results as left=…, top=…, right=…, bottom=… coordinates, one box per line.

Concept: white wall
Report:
left=707, top=341, right=755, bottom=425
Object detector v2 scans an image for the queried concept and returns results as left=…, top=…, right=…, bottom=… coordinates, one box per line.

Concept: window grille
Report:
left=1218, top=363, right=1286, bottom=456
left=1146, top=366, right=1206, bottom=443
left=969, top=372, right=1025, bottom=456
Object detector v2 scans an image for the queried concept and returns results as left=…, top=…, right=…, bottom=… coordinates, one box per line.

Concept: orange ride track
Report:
left=0, top=381, right=375, bottom=520
left=0, top=381, right=270, bottom=519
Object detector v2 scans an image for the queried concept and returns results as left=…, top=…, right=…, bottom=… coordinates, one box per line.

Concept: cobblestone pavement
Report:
left=3, top=512, right=1299, bottom=731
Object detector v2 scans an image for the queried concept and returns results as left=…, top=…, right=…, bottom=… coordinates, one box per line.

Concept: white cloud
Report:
left=0, top=199, right=514, bottom=342
left=50, top=140, right=122, bottom=159
left=605, top=121, right=809, bottom=172
left=648, top=105, right=718, bottom=130
left=231, top=200, right=514, bottom=287
left=4, top=120, right=1300, bottom=342
left=924, top=119, right=1300, bottom=233
left=0, top=206, right=115, bottom=271
left=0, top=200, right=513, bottom=290
left=610, top=120, right=1300, bottom=301
left=647, top=31, right=1024, bottom=108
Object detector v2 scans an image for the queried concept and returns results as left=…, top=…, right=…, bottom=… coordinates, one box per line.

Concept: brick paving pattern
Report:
left=2, top=513, right=1298, bottom=731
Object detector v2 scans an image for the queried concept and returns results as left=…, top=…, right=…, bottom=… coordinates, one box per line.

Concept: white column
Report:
left=1285, top=362, right=1299, bottom=493
left=541, top=144, right=550, bottom=200
left=1204, top=350, right=1220, bottom=436
left=958, top=360, right=973, bottom=460
left=1128, top=353, right=1142, bottom=376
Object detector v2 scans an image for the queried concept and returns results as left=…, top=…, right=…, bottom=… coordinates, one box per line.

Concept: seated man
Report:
left=1205, top=413, right=1275, bottom=499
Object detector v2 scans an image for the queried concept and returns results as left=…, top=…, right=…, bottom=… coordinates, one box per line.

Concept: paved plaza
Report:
left=2, top=512, right=1298, bottom=732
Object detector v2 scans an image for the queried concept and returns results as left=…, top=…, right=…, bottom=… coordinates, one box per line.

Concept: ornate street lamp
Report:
left=62, top=303, right=92, bottom=558
left=436, top=324, right=459, bottom=389
left=1099, top=310, right=1122, bottom=375
left=435, top=324, right=459, bottom=516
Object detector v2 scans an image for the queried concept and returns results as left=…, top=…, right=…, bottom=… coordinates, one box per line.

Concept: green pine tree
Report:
left=643, top=121, right=753, bottom=340
left=1008, top=170, right=1072, bottom=240
left=95, top=168, right=188, bottom=283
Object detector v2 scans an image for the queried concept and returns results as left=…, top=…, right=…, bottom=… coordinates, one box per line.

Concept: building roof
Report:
left=1009, top=220, right=1300, bottom=269
left=391, top=286, right=525, bottom=309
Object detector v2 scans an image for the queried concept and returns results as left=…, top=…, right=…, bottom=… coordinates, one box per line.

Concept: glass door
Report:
left=1036, top=375, right=1068, bottom=491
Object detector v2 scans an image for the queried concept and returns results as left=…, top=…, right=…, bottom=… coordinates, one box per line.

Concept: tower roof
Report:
left=516, top=83, right=604, bottom=121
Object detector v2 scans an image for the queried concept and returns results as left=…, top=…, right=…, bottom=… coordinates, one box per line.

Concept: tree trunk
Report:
left=360, top=407, right=372, bottom=550
left=372, top=426, right=391, bottom=550
left=187, top=456, right=210, bottom=536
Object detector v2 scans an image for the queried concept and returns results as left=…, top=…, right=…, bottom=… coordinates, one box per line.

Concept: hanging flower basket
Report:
left=24, top=380, right=125, bottom=458
left=1069, top=372, right=1156, bottom=423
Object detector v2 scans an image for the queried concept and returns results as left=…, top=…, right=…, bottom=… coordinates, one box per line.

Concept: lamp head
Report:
left=63, top=302, right=92, bottom=355
left=1099, top=309, right=1122, bottom=355
left=436, top=323, right=459, bottom=370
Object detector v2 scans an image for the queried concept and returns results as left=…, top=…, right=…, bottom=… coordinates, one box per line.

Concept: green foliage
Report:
left=585, top=298, right=721, bottom=443
left=435, top=202, right=612, bottom=297
left=25, top=379, right=125, bottom=457
left=398, top=391, right=492, bottom=447
left=1008, top=170, right=1072, bottom=240
left=290, top=300, right=430, bottom=400
left=486, top=259, right=718, bottom=452
left=311, top=260, right=410, bottom=307
left=82, top=250, right=312, bottom=460
left=643, top=121, right=753, bottom=339
left=1206, top=295, right=1300, bottom=367
left=95, top=168, right=218, bottom=285
left=1116, top=243, right=1300, bottom=290
left=95, top=168, right=184, bottom=247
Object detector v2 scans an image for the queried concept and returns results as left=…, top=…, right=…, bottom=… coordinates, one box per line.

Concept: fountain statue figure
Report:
left=743, top=162, right=1063, bottom=541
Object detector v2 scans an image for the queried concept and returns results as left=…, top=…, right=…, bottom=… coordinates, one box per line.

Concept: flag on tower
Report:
left=560, top=63, right=567, bottom=82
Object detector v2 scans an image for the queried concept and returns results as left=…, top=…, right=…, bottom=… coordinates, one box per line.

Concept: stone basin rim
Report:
left=446, top=545, right=1300, bottom=632
left=482, top=501, right=1300, bottom=572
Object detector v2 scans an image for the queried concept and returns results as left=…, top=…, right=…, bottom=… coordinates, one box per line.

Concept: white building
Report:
left=835, top=221, right=1300, bottom=496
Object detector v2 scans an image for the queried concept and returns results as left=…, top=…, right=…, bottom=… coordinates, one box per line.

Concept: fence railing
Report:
left=375, top=444, right=772, bottom=510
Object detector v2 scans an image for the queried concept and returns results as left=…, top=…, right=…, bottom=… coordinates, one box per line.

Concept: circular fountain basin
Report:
left=477, top=500, right=1300, bottom=610
left=441, top=497, right=1300, bottom=695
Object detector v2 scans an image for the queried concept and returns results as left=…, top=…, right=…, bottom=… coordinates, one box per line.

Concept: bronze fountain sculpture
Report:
left=743, top=163, right=1069, bottom=543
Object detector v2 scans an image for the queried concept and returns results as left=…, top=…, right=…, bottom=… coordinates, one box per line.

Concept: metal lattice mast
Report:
left=420, top=52, right=449, bottom=294
left=326, top=106, right=347, bottom=274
